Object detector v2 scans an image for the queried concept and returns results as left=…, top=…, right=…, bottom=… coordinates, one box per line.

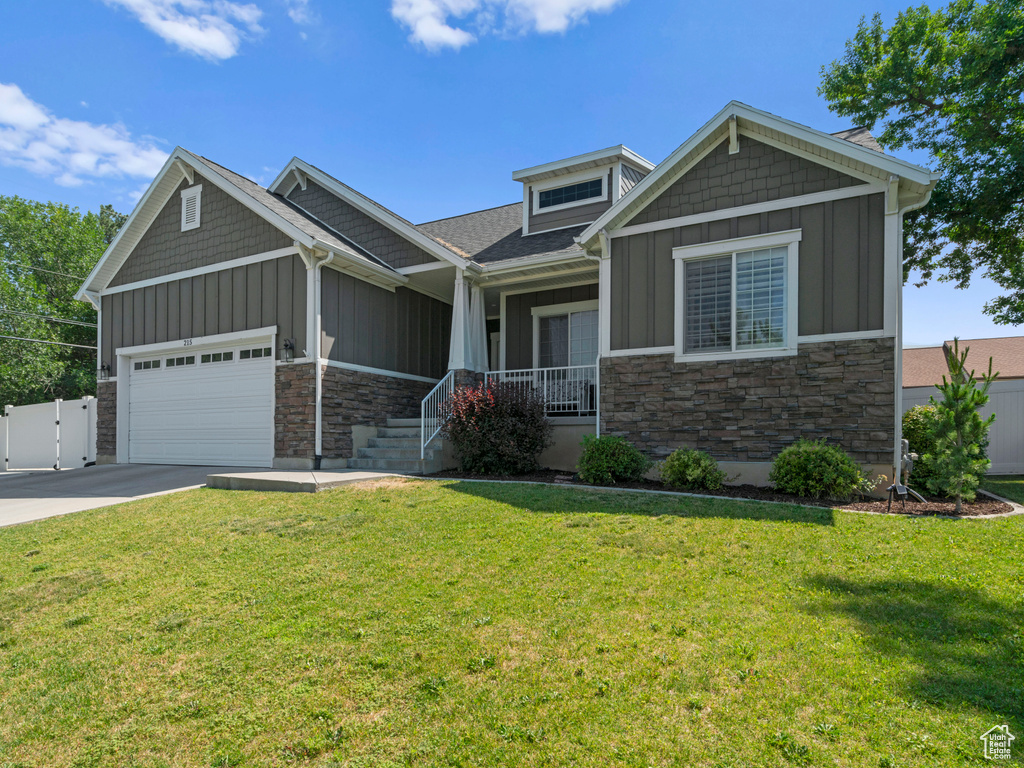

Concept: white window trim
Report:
left=181, top=184, right=202, bottom=231
left=672, top=229, right=801, bottom=364
left=530, top=299, right=600, bottom=369
left=531, top=169, right=609, bottom=217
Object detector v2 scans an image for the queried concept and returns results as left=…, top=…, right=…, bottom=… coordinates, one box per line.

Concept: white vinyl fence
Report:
left=1, top=397, right=97, bottom=472
left=903, top=379, right=1024, bottom=475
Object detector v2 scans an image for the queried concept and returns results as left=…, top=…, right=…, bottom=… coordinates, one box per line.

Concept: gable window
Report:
left=673, top=230, right=801, bottom=362
left=531, top=300, right=599, bottom=368
left=180, top=185, right=202, bottom=231
left=538, top=178, right=603, bottom=210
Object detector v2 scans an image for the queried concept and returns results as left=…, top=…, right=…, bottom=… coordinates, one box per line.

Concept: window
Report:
left=200, top=351, right=233, bottom=364
left=133, top=359, right=161, bottom=371
left=180, top=185, right=202, bottom=231
left=532, top=300, right=599, bottom=368
left=673, top=230, right=801, bottom=362
left=537, top=178, right=603, bottom=210
left=239, top=346, right=272, bottom=360
left=165, top=355, right=196, bottom=367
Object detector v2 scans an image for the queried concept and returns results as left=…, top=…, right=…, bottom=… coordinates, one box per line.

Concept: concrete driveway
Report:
left=0, top=464, right=240, bottom=528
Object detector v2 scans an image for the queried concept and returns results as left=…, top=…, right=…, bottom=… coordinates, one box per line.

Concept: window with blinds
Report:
left=180, top=185, right=202, bottom=231
left=683, top=246, right=788, bottom=355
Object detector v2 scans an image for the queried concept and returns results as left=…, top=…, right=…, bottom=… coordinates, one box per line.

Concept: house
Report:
left=903, top=337, right=1024, bottom=474
left=76, top=101, right=939, bottom=483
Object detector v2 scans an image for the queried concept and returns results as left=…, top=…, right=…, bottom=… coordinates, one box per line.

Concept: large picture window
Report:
left=673, top=230, right=800, bottom=362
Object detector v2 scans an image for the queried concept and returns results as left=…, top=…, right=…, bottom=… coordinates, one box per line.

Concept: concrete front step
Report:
left=374, top=426, right=421, bottom=439
left=387, top=418, right=420, bottom=428
left=346, top=457, right=441, bottom=474
left=367, top=436, right=421, bottom=449
left=358, top=447, right=437, bottom=461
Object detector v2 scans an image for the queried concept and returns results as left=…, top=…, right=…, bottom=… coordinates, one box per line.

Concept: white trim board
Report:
left=116, top=325, right=277, bottom=357
left=607, top=183, right=886, bottom=240
left=100, top=247, right=299, bottom=296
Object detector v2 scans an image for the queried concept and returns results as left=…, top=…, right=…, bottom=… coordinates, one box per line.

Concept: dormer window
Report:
left=180, top=185, right=202, bottom=231
left=538, top=178, right=603, bottom=210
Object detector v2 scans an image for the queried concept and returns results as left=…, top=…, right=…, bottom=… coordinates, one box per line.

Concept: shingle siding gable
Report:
left=627, top=138, right=866, bottom=227
left=110, top=173, right=294, bottom=287
left=287, top=181, right=438, bottom=269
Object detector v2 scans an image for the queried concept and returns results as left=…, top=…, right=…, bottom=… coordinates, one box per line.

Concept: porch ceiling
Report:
left=481, top=262, right=599, bottom=315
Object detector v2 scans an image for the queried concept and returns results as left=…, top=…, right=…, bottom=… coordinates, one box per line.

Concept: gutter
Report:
left=313, top=250, right=336, bottom=469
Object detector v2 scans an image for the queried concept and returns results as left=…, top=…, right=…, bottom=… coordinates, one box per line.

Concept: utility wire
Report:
left=1, top=262, right=87, bottom=280
left=0, top=308, right=97, bottom=328
left=0, top=334, right=96, bottom=350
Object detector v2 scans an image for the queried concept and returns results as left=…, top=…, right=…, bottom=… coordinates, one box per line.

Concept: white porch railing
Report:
left=486, top=365, right=598, bottom=416
left=420, top=370, right=455, bottom=459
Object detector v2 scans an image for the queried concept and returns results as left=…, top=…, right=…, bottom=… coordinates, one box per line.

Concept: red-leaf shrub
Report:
left=442, top=381, right=552, bottom=475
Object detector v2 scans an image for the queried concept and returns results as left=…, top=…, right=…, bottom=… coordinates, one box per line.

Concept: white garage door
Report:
left=128, top=342, right=274, bottom=467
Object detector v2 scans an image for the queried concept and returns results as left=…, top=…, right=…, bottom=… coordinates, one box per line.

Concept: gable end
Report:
left=627, top=138, right=866, bottom=228
left=288, top=180, right=438, bottom=269
left=110, top=173, right=293, bottom=287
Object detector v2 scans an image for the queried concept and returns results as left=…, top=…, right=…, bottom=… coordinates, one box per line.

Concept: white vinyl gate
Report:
left=1, top=397, right=98, bottom=471
left=903, top=379, right=1024, bottom=475
left=126, top=342, right=274, bottom=467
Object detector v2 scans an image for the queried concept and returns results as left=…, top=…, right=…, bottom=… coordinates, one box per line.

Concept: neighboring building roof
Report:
left=903, top=336, right=1024, bottom=387
left=416, top=202, right=586, bottom=265
left=831, top=127, right=884, bottom=153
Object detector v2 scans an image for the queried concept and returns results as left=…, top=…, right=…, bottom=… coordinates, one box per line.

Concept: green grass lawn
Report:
left=982, top=475, right=1024, bottom=505
left=1, top=479, right=1021, bottom=768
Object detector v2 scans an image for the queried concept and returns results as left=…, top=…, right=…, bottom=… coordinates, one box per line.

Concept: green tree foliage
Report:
left=819, top=0, right=1024, bottom=323
left=924, top=338, right=997, bottom=511
left=0, top=197, right=124, bottom=406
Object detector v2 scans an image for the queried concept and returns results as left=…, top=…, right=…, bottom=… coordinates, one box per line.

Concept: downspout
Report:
left=313, top=251, right=336, bottom=470
left=577, top=232, right=606, bottom=437
left=892, top=183, right=937, bottom=485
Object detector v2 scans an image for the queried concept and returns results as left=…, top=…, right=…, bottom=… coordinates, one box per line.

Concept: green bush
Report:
left=768, top=439, right=871, bottom=501
left=660, top=448, right=727, bottom=492
left=442, top=381, right=552, bottom=475
left=577, top=435, right=652, bottom=486
left=902, top=405, right=939, bottom=486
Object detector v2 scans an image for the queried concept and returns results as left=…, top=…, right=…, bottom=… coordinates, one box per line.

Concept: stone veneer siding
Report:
left=96, top=381, right=117, bottom=460
left=275, top=364, right=316, bottom=459
left=600, top=338, right=895, bottom=466
left=320, top=365, right=435, bottom=458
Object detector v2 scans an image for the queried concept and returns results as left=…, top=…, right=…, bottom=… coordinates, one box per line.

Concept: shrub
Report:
left=442, top=381, right=552, bottom=475
left=660, top=448, right=727, bottom=492
left=768, top=439, right=871, bottom=501
left=902, top=405, right=939, bottom=486
left=576, top=435, right=652, bottom=486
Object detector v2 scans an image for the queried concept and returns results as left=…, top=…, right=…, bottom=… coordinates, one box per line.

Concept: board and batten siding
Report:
left=609, top=194, right=886, bottom=350
left=100, top=254, right=307, bottom=371
left=320, top=269, right=451, bottom=380
left=503, top=284, right=599, bottom=370
left=110, top=173, right=294, bottom=286
left=528, top=169, right=614, bottom=234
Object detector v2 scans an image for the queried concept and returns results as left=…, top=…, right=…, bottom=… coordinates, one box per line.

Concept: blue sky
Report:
left=0, top=0, right=1017, bottom=346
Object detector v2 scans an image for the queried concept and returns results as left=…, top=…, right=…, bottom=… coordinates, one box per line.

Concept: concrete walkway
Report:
left=206, top=469, right=402, bottom=493
left=0, top=464, right=238, bottom=527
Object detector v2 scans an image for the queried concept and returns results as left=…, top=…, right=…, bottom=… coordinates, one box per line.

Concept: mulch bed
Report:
left=425, top=469, right=1016, bottom=517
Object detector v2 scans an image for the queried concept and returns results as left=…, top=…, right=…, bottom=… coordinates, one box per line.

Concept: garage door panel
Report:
left=128, top=346, right=274, bottom=467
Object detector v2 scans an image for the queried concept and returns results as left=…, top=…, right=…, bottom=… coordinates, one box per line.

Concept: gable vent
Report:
left=180, top=185, right=202, bottom=232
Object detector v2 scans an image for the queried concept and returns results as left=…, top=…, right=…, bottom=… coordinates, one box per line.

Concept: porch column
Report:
left=447, top=269, right=470, bottom=371
left=468, top=282, right=489, bottom=373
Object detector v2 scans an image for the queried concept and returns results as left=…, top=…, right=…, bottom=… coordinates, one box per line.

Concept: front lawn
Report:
left=0, top=480, right=1020, bottom=767
left=982, top=475, right=1024, bottom=505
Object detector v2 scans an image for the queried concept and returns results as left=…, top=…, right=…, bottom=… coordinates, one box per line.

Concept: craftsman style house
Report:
left=77, top=102, right=939, bottom=483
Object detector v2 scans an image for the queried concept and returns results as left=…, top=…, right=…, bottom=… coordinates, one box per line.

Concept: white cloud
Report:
left=105, top=0, right=264, bottom=60
left=0, top=83, right=168, bottom=187
left=284, top=0, right=313, bottom=25
left=390, top=0, right=625, bottom=50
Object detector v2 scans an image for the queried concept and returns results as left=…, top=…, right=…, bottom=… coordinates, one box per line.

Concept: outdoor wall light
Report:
left=282, top=338, right=295, bottom=363
left=98, top=363, right=110, bottom=381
